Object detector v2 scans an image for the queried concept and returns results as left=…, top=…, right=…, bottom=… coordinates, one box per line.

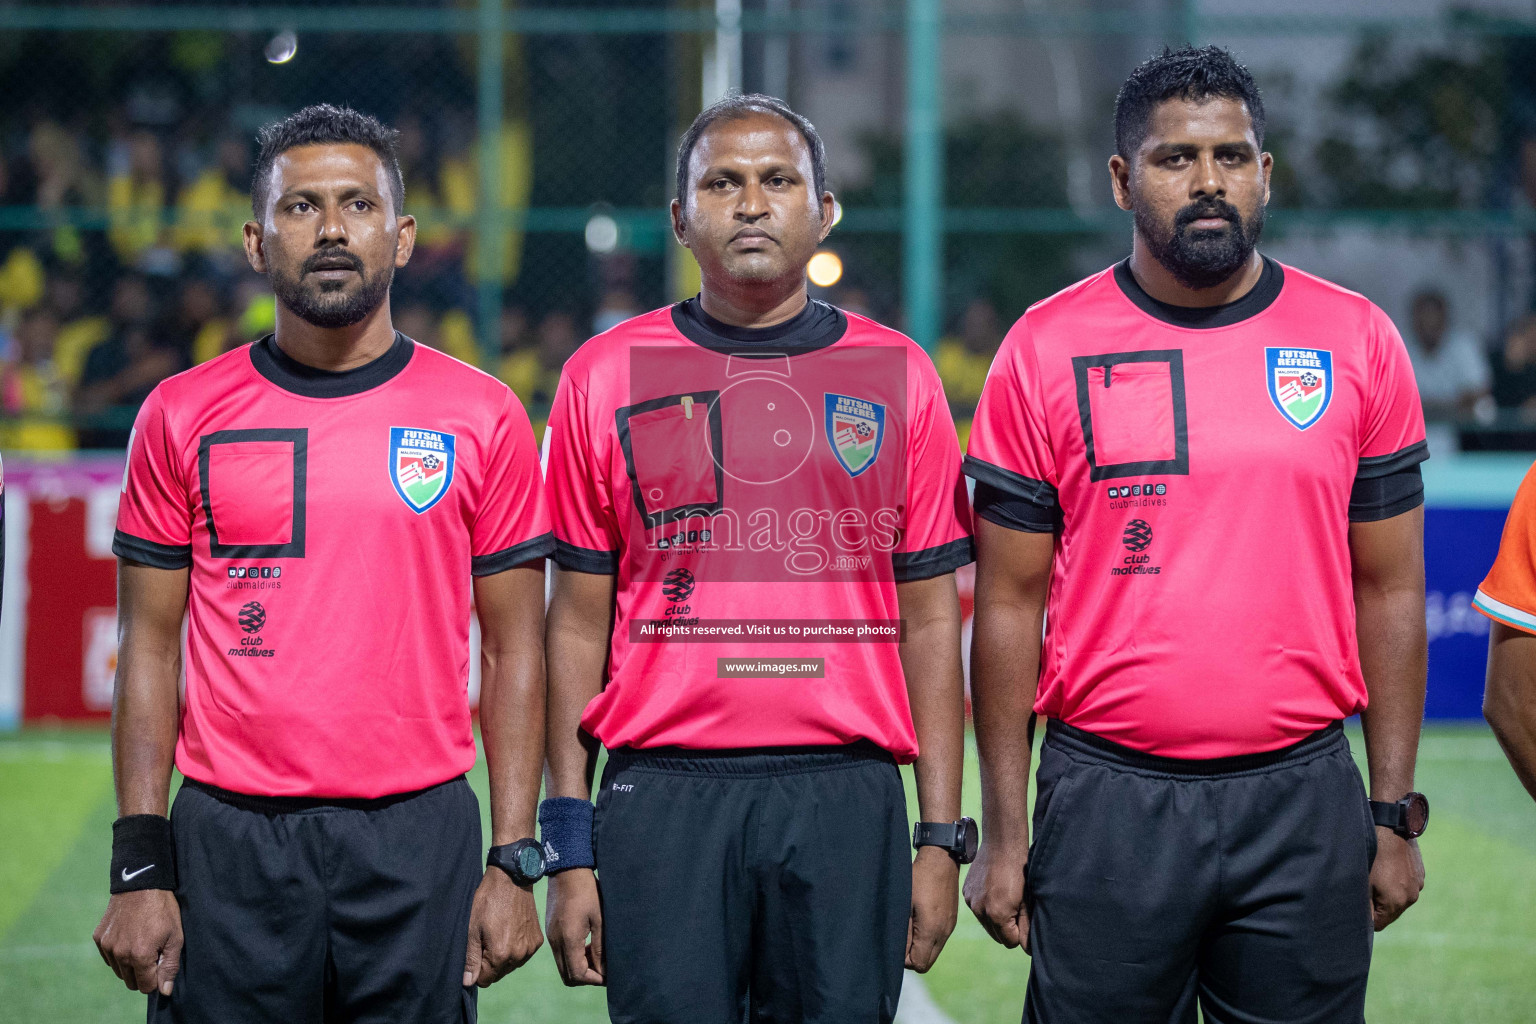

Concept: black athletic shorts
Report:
left=595, top=742, right=911, bottom=1024
left=149, top=774, right=482, bottom=1024
left=1024, top=719, right=1377, bottom=1024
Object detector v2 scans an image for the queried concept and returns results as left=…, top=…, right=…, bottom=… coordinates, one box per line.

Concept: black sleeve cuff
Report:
left=471, top=532, right=555, bottom=576
left=1349, top=465, right=1425, bottom=522
left=973, top=480, right=1060, bottom=533
left=963, top=456, right=1060, bottom=505
left=112, top=530, right=192, bottom=569
left=893, top=537, right=975, bottom=582
left=553, top=539, right=620, bottom=575
left=1356, top=440, right=1429, bottom=479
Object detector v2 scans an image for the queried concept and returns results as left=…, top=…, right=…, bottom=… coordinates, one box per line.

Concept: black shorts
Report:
left=595, top=742, right=911, bottom=1024
left=150, top=775, right=482, bottom=1024
left=1025, top=719, right=1377, bottom=1024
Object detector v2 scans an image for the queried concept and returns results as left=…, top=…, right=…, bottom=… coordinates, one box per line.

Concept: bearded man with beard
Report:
left=962, top=47, right=1431, bottom=1024
left=95, top=105, right=553, bottom=1022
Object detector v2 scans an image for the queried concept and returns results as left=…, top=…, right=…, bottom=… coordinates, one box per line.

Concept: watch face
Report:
left=1404, top=793, right=1429, bottom=837
left=959, top=817, right=979, bottom=864
left=516, top=843, right=546, bottom=880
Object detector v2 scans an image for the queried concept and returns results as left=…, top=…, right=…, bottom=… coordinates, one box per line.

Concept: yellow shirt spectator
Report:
left=52, top=315, right=111, bottom=387
left=443, top=120, right=533, bottom=286
left=934, top=337, right=992, bottom=406
left=175, top=168, right=247, bottom=254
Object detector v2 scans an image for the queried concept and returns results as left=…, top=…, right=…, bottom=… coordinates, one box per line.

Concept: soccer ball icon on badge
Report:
left=710, top=354, right=815, bottom=486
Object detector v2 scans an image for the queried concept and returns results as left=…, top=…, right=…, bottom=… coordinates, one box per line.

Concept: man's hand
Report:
left=93, top=889, right=182, bottom=997
left=905, top=846, right=959, bottom=972
left=963, top=838, right=1029, bottom=950
left=1369, top=830, right=1425, bottom=931
left=546, top=869, right=604, bottom=986
left=463, top=868, right=544, bottom=988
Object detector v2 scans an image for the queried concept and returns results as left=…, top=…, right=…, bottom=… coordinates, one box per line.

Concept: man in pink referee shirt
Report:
left=93, top=105, right=551, bottom=1022
left=540, top=95, right=972, bottom=1024
left=963, top=48, right=1429, bottom=1023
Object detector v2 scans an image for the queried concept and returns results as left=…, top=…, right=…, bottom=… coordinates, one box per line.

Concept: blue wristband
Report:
left=538, top=797, right=595, bottom=874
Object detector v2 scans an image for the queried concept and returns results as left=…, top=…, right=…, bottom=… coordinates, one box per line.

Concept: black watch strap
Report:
left=1369, top=800, right=1403, bottom=830
left=913, top=817, right=978, bottom=863
left=913, top=822, right=961, bottom=850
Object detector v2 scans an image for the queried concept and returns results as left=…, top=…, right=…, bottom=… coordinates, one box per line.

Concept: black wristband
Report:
left=110, top=815, right=177, bottom=893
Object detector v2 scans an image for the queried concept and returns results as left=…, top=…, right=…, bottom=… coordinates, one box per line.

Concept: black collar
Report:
left=1114, top=256, right=1284, bottom=329
left=671, top=296, right=847, bottom=357
left=250, top=331, right=414, bottom=398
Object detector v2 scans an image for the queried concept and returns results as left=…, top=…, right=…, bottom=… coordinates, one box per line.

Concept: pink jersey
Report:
left=544, top=300, right=973, bottom=760
left=966, top=259, right=1426, bottom=758
left=115, top=333, right=552, bottom=797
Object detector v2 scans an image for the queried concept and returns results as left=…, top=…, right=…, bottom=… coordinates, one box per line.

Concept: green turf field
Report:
left=2, top=724, right=1533, bottom=1023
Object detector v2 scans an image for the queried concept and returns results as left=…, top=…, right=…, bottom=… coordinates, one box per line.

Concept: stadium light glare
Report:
left=807, top=251, right=843, bottom=288
left=585, top=213, right=620, bottom=254
left=265, top=31, right=298, bottom=65
left=831, top=200, right=844, bottom=227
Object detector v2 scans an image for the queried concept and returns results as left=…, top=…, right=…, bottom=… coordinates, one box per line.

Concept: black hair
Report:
left=1113, top=46, right=1266, bottom=158
left=250, top=104, right=405, bottom=217
left=674, top=93, right=827, bottom=207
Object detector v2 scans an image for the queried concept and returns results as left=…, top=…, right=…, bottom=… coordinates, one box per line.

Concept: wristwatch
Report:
left=913, top=817, right=979, bottom=864
left=1370, top=793, right=1429, bottom=840
left=487, top=839, right=548, bottom=886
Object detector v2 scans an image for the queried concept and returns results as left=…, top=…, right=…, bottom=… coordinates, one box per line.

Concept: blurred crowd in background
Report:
left=0, top=99, right=1529, bottom=457
left=0, top=110, right=607, bottom=450
left=6, top=1, right=1536, bottom=454
left=0, top=106, right=1531, bottom=454
left=0, top=104, right=1005, bottom=451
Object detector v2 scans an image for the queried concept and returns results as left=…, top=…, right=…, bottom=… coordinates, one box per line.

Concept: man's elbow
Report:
left=1484, top=673, right=1522, bottom=735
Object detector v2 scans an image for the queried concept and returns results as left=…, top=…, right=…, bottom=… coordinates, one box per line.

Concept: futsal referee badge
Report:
left=390, top=427, right=456, bottom=513
left=1266, top=348, right=1333, bottom=430
left=825, top=393, right=886, bottom=477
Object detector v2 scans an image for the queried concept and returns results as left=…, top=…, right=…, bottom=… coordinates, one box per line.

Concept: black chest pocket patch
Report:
left=1071, top=350, right=1189, bottom=481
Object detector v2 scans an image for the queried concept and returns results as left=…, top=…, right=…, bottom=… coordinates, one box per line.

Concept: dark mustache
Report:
left=302, top=250, right=364, bottom=274
left=1175, top=200, right=1241, bottom=231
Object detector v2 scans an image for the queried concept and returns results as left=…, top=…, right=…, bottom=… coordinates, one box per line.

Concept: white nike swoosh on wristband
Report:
left=120, top=865, right=155, bottom=881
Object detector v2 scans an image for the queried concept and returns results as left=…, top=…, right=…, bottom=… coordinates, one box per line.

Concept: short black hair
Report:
left=251, top=103, right=405, bottom=217
left=1113, top=46, right=1265, bottom=158
left=675, top=93, right=827, bottom=208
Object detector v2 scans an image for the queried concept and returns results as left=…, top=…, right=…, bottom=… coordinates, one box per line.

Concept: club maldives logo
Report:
left=1122, top=519, right=1153, bottom=552
left=825, top=393, right=885, bottom=478
left=238, top=601, right=266, bottom=634
left=661, top=567, right=696, bottom=603
left=390, top=427, right=457, bottom=513
left=1266, top=348, right=1333, bottom=430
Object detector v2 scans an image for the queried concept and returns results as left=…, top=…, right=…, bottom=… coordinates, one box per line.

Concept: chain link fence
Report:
left=2, top=0, right=1535, bottom=451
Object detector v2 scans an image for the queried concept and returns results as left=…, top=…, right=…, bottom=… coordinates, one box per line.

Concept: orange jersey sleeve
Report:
left=1474, top=462, right=1536, bottom=635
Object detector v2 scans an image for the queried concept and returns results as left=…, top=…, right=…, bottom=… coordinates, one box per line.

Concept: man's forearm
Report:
left=475, top=567, right=549, bottom=845
left=479, top=652, right=544, bottom=845
left=544, top=570, right=613, bottom=801
left=970, top=600, right=1042, bottom=844
left=898, top=583, right=965, bottom=824
left=1356, top=584, right=1428, bottom=800
left=112, top=646, right=180, bottom=817
left=112, top=564, right=188, bottom=818
left=543, top=629, right=603, bottom=801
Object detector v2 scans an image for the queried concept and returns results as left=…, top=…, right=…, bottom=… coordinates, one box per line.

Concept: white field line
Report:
left=0, top=741, right=110, bottom=762
left=895, top=969, right=959, bottom=1024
